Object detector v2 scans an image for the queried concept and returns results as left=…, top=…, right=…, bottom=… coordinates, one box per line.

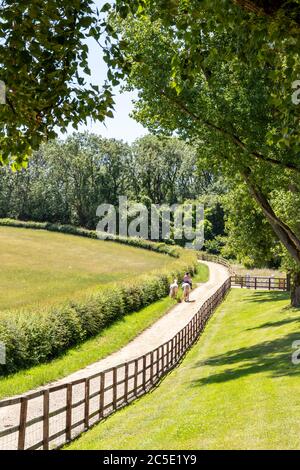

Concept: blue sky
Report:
left=67, top=34, right=147, bottom=143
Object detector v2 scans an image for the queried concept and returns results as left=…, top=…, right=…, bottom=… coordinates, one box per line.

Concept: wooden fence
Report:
left=0, top=277, right=232, bottom=451
left=231, top=275, right=288, bottom=291
left=198, top=252, right=289, bottom=291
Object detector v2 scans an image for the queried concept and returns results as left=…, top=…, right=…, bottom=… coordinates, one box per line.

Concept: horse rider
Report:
left=182, top=272, right=192, bottom=289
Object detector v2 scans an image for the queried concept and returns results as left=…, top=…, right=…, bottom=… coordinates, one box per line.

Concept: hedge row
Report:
left=0, top=218, right=179, bottom=257
left=0, top=222, right=198, bottom=375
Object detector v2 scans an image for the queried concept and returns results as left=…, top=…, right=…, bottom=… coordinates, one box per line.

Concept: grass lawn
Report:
left=66, top=289, right=300, bottom=450
left=0, top=266, right=209, bottom=399
left=192, top=263, right=209, bottom=284
left=0, top=226, right=171, bottom=314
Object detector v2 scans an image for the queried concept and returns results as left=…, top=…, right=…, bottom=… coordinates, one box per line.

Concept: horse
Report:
left=182, top=282, right=191, bottom=302
left=169, top=280, right=179, bottom=299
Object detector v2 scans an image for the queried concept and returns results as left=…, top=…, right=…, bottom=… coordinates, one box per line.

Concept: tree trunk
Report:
left=241, top=168, right=300, bottom=264
left=240, top=168, right=300, bottom=306
left=291, top=272, right=300, bottom=307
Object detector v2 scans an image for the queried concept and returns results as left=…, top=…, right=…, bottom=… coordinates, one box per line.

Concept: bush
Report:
left=0, top=221, right=198, bottom=375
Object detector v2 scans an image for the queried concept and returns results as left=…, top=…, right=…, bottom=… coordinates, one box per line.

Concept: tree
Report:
left=128, top=135, right=203, bottom=204
left=0, top=133, right=132, bottom=227
left=0, top=1, right=122, bottom=168
left=106, top=1, right=300, bottom=304
left=222, top=181, right=282, bottom=268
left=0, top=132, right=212, bottom=231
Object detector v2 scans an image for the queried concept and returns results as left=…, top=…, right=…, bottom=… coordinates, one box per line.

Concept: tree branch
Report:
left=241, top=166, right=300, bottom=263
left=160, top=90, right=300, bottom=174
left=232, top=0, right=265, bottom=15
left=232, top=0, right=300, bottom=25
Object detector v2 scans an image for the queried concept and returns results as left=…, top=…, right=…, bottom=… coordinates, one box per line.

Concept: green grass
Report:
left=191, top=263, right=209, bottom=284
left=0, top=226, right=171, bottom=314
left=66, top=289, right=300, bottom=450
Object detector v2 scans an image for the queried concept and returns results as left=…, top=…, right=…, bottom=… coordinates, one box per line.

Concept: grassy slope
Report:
left=0, top=226, right=170, bottom=313
left=66, top=289, right=300, bottom=450
left=0, top=264, right=209, bottom=399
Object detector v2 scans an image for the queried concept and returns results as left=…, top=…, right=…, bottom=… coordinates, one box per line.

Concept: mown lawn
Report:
left=66, top=289, right=300, bottom=450
left=0, top=226, right=171, bottom=313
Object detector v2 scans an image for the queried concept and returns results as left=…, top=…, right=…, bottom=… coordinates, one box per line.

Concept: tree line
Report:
left=0, top=133, right=222, bottom=237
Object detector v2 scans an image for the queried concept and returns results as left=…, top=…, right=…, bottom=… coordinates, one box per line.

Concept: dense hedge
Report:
left=0, top=218, right=179, bottom=257
left=0, top=221, right=198, bottom=375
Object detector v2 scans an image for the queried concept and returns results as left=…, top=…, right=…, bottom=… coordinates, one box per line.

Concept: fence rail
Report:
left=231, top=275, right=288, bottom=291
left=0, top=275, right=231, bottom=451
left=198, top=252, right=289, bottom=291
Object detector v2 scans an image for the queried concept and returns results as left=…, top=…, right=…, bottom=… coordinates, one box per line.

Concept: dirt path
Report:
left=0, top=261, right=229, bottom=449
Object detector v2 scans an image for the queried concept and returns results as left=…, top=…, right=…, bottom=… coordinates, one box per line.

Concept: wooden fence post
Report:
left=161, top=345, right=165, bottom=374
left=150, top=352, right=154, bottom=384
left=18, top=397, right=28, bottom=450
left=143, top=355, right=147, bottom=390
left=99, top=372, right=105, bottom=420
left=43, top=390, right=50, bottom=450
left=124, top=363, right=129, bottom=402
left=171, top=337, right=175, bottom=365
left=134, top=359, right=138, bottom=394
left=84, top=378, right=90, bottom=429
left=113, top=367, right=117, bottom=409
left=166, top=342, right=169, bottom=369
left=176, top=332, right=180, bottom=362
left=193, top=317, right=196, bottom=340
left=66, top=383, right=72, bottom=442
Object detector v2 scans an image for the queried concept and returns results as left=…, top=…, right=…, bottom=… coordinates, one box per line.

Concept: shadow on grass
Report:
left=247, top=317, right=300, bottom=330
left=239, top=291, right=290, bottom=303
left=191, top=332, right=300, bottom=387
